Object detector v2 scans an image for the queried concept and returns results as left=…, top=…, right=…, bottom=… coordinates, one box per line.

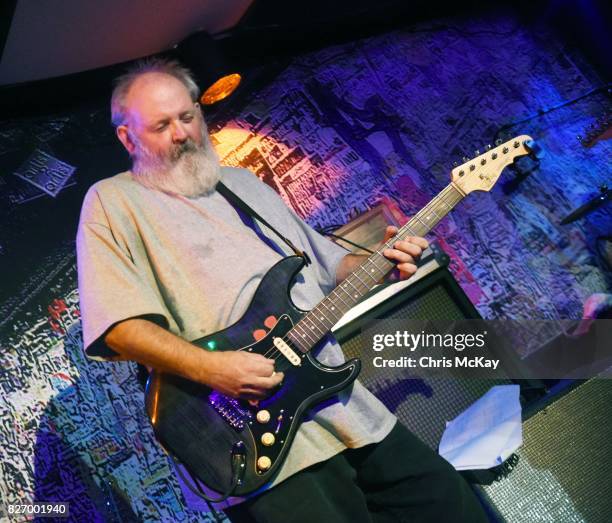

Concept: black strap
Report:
left=216, top=182, right=311, bottom=265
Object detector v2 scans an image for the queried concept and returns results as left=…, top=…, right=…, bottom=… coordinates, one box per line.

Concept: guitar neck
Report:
left=286, top=182, right=466, bottom=353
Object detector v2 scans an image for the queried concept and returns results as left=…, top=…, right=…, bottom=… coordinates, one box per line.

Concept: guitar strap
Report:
left=136, top=182, right=310, bottom=392
left=216, top=181, right=311, bottom=266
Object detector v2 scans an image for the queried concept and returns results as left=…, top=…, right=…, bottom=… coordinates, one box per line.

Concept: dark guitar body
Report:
left=144, top=256, right=361, bottom=496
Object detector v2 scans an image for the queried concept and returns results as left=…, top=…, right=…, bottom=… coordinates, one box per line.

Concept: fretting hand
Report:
left=381, top=225, right=429, bottom=280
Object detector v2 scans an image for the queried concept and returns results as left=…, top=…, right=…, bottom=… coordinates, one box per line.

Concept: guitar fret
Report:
left=362, top=266, right=380, bottom=283
left=290, top=324, right=306, bottom=345
left=343, top=278, right=363, bottom=298
left=409, top=188, right=457, bottom=235
left=294, top=331, right=311, bottom=352
left=413, top=215, right=428, bottom=233
left=372, top=252, right=394, bottom=273
left=287, top=331, right=307, bottom=352
left=294, top=322, right=317, bottom=346
left=440, top=190, right=453, bottom=206
left=319, top=299, right=341, bottom=321
left=395, top=225, right=417, bottom=242
left=353, top=269, right=369, bottom=287
left=302, top=319, right=323, bottom=339
left=286, top=181, right=473, bottom=356
left=332, top=287, right=352, bottom=309
left=311, top=305, right=333, bottom=328
left=304, top=316, right=326, bottom=337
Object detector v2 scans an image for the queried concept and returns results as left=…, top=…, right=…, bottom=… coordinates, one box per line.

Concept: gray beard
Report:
left=131, top=124, right=221, bottom=198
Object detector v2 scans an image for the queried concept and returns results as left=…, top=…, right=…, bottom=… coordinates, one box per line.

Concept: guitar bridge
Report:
left=208, top=391, right=252, bottom=430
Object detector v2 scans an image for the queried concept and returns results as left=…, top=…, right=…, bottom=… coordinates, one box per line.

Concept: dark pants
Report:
left=224, top=422, right=489, bottom=523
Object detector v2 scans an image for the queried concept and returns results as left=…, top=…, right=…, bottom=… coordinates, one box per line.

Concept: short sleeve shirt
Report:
left=76, top=166, right=396, bottom=506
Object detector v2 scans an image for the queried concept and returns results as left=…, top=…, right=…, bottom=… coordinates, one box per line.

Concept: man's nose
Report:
left=171, top=122, right=188, bottom=143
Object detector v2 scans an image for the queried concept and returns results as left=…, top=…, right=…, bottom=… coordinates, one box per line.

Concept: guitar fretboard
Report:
left=286, top=183, right=465, bottom=353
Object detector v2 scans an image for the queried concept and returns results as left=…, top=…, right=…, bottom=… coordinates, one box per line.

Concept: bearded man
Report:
left=76, top=59, right=487, bottom=522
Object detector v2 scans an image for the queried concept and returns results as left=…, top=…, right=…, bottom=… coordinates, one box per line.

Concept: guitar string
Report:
left=257, top=183, right=464, bottom=365
left=241, top=141, right=522, bottom=366
left=258, top=184, right=464, bottom=365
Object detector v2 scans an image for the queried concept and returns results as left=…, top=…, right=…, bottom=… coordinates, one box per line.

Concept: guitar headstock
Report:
left=451, top=135, right=536, bottom=194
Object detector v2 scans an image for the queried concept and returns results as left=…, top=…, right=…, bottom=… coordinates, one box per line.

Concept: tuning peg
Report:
left=485, top=144, right=492, bottom=150
left=495, top=139, right=502, bottom=146
left=453, top=161, right=459, bottom=167
left=462, top=156, right=470, bottom=163
left=524, top=139, right=544, bottom=159
left=474, top=149, right=480, bottom=156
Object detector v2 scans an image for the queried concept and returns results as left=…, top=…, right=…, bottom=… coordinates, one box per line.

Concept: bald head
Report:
left=121, top=72, right=195, bottom=132
left=110, top=58, right=199, bottom=128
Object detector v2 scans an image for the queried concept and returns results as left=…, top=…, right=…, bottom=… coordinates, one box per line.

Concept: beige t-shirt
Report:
left=76, top=166, right=396, bottom=506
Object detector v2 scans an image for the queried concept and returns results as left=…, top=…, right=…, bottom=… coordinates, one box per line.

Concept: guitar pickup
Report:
left=273, top=337, right=301, bottom=366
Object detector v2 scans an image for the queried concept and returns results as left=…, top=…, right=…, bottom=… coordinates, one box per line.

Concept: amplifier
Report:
left=333, top=244, right=513, bottom=450
left=333, top=248, right=609, bottom=521
left=478, top=379, right=612, bottom=522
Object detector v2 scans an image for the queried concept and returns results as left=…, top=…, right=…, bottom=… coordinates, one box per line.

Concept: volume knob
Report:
left=261, top=432, right=275, bottom=446
left=256, top=410, right=271, bottom=424
left=257, top=456, right=272, bottom=471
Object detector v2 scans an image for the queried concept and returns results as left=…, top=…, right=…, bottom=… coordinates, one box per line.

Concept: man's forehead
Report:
left=125, top=72, right=194, bottom=122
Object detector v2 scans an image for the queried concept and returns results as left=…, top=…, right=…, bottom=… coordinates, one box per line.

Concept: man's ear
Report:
left=116, top=125, right=135, bottom=155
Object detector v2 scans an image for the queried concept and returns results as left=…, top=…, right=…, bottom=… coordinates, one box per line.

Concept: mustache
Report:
left=169, top=139, right=199, bottom=162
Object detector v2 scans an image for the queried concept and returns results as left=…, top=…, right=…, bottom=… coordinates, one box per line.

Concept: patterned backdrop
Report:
left=0, top=13, right=610, bottom=522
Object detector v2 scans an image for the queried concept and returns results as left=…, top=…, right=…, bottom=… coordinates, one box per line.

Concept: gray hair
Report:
left=110, top=57, right=200, bottom=127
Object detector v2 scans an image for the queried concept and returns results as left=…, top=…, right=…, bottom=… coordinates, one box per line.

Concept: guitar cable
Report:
left=322, top=231, right=375, bottom=254
left=317, top=224, right=376, bottom=254
left=172, top=441, right=247, bottom=506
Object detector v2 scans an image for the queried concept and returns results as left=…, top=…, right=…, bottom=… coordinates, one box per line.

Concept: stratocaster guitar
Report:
left=144, top=135, right=537, bottom=499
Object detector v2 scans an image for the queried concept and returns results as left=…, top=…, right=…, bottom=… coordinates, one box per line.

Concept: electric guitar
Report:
left=144, top=135, right=537, bottom=498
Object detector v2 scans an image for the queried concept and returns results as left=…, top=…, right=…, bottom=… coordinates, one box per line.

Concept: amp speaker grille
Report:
left=336, top=267, right=511, bottom=449
left=480, top=379, right=612, bottom=523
